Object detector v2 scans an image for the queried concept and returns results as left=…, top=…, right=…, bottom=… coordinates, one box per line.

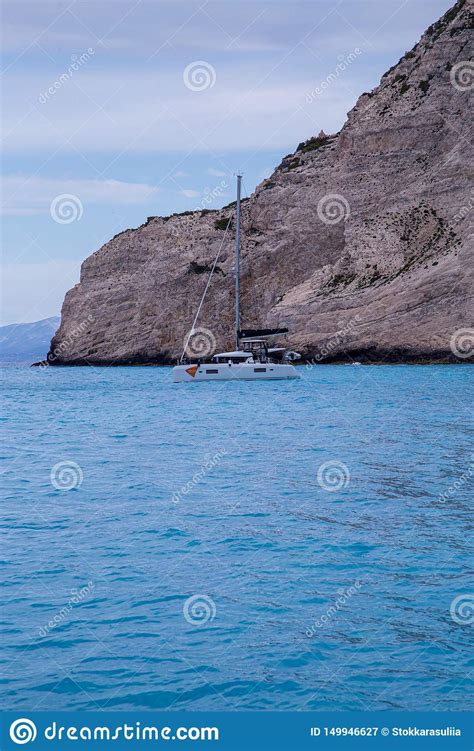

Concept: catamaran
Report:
left=172, top=175, right=300, bottom=383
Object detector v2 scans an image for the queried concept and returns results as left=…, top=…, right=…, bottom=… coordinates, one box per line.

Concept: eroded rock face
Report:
left=50, top=0, right=473, bottom=365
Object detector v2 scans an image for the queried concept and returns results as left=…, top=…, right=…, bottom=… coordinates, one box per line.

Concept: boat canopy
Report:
left=238, top=327, right=288, bottom=338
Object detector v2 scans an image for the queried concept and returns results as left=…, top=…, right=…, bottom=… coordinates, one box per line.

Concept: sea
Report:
left=1, top=364, right=472, bottom=712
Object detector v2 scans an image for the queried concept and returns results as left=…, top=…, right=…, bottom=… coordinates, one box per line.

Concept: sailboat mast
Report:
left=235, top=174, right=242, bottom=350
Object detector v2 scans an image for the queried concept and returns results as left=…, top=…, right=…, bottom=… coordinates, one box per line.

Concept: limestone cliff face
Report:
left=50, top=0, right=473, bottom=365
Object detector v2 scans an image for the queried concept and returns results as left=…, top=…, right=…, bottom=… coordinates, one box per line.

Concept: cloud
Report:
left=207, top=167, right=227, bottom=177
left=0, top=1, right=291, bottom=58
left=4, top=0, right=445, bottom=162
left=1, top=175, right=160, bottom=215
left=179, top=189, right=200, bottom=198
left=3, top=66, right=362, bottom=159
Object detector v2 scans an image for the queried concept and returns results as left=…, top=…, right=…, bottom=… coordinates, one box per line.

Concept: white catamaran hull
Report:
left=172, top=362, right=299, bottom=383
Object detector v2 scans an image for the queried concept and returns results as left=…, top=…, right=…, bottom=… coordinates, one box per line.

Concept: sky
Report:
left=1, top=0, right=453, bottom=325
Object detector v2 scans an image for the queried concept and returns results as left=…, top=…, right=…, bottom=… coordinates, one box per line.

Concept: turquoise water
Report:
left=1, top=364, right=472, bottom=712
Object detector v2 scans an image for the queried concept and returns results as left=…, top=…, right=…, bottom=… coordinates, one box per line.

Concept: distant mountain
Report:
left=0, top=317, right=60, bottom=363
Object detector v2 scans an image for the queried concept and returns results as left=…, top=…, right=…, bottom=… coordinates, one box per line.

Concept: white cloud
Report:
left=179, top=189, right=200, bottom=198
left=207, top=167, right=227, bottom=177
left=1, top=175, right=160, bottom=215
left=3, top=67, right=360, bottom=158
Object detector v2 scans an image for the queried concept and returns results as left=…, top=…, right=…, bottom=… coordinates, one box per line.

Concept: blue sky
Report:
left=1, top=0, right=452, bottom=324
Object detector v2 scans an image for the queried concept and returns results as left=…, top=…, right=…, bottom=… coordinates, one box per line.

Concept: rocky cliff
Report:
left=50, top=0, right=473, bottom=365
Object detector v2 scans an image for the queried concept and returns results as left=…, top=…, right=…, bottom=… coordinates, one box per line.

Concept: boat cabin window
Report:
left=213, top=355, right=250, bottom=364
